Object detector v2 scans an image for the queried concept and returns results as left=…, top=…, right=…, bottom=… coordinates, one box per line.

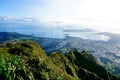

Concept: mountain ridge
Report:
left=0, top=32, right=120, bottom=78
left=0, top=40, right=119, bottom=80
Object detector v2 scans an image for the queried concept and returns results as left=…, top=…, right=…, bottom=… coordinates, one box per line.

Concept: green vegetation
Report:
left=0, top=40, right=74, bottom=80
left=66, top=49, right=119, bottom=80
left=0, top=40, right=119, bottom=80
left=49, top=52, right=102, bottom=80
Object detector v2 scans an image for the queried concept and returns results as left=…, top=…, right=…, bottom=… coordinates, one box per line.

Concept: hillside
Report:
left=0, top=40, right=119, bottom=80
left=0, top=32, right=120, bottom=76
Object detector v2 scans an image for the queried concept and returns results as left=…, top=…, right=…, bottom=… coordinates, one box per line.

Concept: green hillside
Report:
left=0, top=40, right=119, bottom=80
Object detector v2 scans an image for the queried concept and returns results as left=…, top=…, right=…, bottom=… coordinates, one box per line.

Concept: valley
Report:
left=0, top=32, right=120, bottom=77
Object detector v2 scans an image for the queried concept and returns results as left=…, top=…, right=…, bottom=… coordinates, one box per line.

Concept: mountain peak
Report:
left=0, top=38, right=119, bottom=79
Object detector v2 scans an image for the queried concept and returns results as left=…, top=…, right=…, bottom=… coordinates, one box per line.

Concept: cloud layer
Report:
left=1, top=0, right=120, bottom=34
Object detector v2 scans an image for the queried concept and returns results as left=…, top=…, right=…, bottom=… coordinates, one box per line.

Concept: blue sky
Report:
left=1, top=0, right=120, bottom=34
left=0, top=0, right=48, bottom=17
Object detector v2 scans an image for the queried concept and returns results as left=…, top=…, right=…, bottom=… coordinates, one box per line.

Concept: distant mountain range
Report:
left=63, top=28, right=95, bottom=32
left=0, top=17, right=112, bottom=41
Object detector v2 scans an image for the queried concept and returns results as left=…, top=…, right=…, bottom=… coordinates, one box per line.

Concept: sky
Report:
left=1, top=0, right=120, bottom=33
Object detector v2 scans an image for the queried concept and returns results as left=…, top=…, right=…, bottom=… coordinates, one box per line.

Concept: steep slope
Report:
left=66, top=49, right=118, bottom=80
left=49, top=52, right=102, bottom=80
left=0, top=40, right=119, bottom=80
left=0, top=32, right=120, bottom=78
left=0, top=40, right=74, bottom=80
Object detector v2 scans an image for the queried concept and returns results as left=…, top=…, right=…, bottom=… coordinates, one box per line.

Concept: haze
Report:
left=0, top=0, right=120, bottom=33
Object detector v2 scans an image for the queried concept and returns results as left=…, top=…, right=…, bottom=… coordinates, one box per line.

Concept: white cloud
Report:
left=64, top=31, right=111, bottom=41
left=38, top=0, right=120, bottom=34
left=2, top=0, right=120, bottom=34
